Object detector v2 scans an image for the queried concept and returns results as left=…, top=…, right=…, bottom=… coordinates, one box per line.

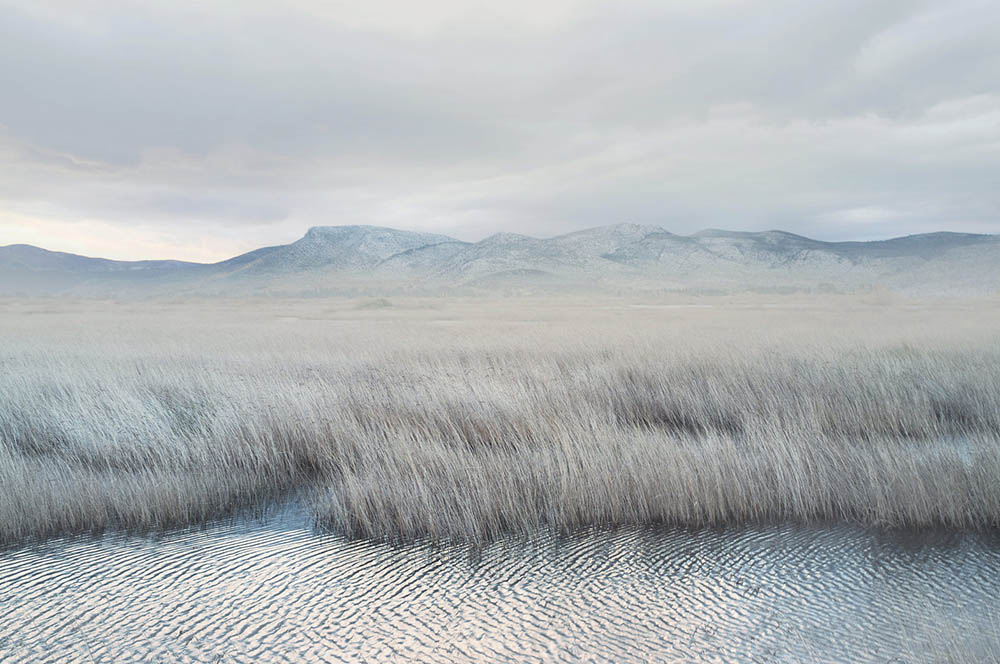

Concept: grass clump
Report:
left=1, top=296, right=999, bottom=546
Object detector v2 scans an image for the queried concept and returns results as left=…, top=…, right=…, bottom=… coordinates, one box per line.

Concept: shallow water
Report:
left=1, top=507, right=998, bottom=663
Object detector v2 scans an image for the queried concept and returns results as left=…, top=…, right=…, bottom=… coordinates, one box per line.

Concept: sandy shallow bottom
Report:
left=1, top=505, right=998, bottom=664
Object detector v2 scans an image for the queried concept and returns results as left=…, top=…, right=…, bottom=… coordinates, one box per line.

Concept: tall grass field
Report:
left=1, top=296, right=999, bottom=546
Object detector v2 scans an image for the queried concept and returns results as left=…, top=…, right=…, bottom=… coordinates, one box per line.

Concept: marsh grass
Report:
left=1, top=297, right=999, bottom=546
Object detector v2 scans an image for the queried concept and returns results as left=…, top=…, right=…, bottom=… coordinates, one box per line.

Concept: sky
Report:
left=1, top=0, right=998, bottom=262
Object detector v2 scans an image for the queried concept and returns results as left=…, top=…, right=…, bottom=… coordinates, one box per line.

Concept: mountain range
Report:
left=2, top=224, right=999, bottom=297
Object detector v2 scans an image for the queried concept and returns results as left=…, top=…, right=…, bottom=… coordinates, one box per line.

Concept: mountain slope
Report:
left=2, top=226, right=998, bottom=297
left=0, top=244, right=199, bottom=296
left=216, top=225, right=457, bottom=275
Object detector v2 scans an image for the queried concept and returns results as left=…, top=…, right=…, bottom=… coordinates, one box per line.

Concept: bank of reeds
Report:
left=1, top=298, right=998, bottom=546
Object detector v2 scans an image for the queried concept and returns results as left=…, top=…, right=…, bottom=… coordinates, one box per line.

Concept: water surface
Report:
left=1, top=506, right=998, bottom=663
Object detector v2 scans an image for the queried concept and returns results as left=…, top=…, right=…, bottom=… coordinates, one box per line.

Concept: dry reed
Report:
left=1, top=296, right=998, bottom=546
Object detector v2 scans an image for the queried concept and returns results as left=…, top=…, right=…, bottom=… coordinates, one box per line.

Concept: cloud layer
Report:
left=1, top=0, right=998, bottom=260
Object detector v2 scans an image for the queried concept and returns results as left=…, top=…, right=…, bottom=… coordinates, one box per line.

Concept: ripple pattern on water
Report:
left=1, top=509, right=998, bottom=663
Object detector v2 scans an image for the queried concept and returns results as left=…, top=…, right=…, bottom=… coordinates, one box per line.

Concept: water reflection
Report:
left=1, top=507, right=997, bottom=663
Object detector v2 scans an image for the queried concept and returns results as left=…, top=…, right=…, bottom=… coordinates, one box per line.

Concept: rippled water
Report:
left=1, top=506, right=998, bottom=663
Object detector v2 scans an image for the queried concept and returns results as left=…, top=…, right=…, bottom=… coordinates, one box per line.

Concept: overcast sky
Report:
left=1, top=0, right=998, bottom=261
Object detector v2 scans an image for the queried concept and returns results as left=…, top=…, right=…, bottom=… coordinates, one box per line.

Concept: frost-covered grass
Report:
left=1, top=296, right=999, bottom=546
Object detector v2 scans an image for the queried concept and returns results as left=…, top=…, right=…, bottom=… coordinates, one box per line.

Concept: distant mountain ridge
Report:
left=2, top=224, right=999, bottom=297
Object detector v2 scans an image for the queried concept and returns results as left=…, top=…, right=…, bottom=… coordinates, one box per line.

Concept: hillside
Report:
left=2, top=225, right=998, bottom=297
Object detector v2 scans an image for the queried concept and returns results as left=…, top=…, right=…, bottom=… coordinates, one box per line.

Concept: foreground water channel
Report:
left=1, top=504, right=998, bottom=663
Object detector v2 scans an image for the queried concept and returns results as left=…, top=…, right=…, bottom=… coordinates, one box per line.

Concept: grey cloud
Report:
left=0, top=0, right=998, bottom=258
